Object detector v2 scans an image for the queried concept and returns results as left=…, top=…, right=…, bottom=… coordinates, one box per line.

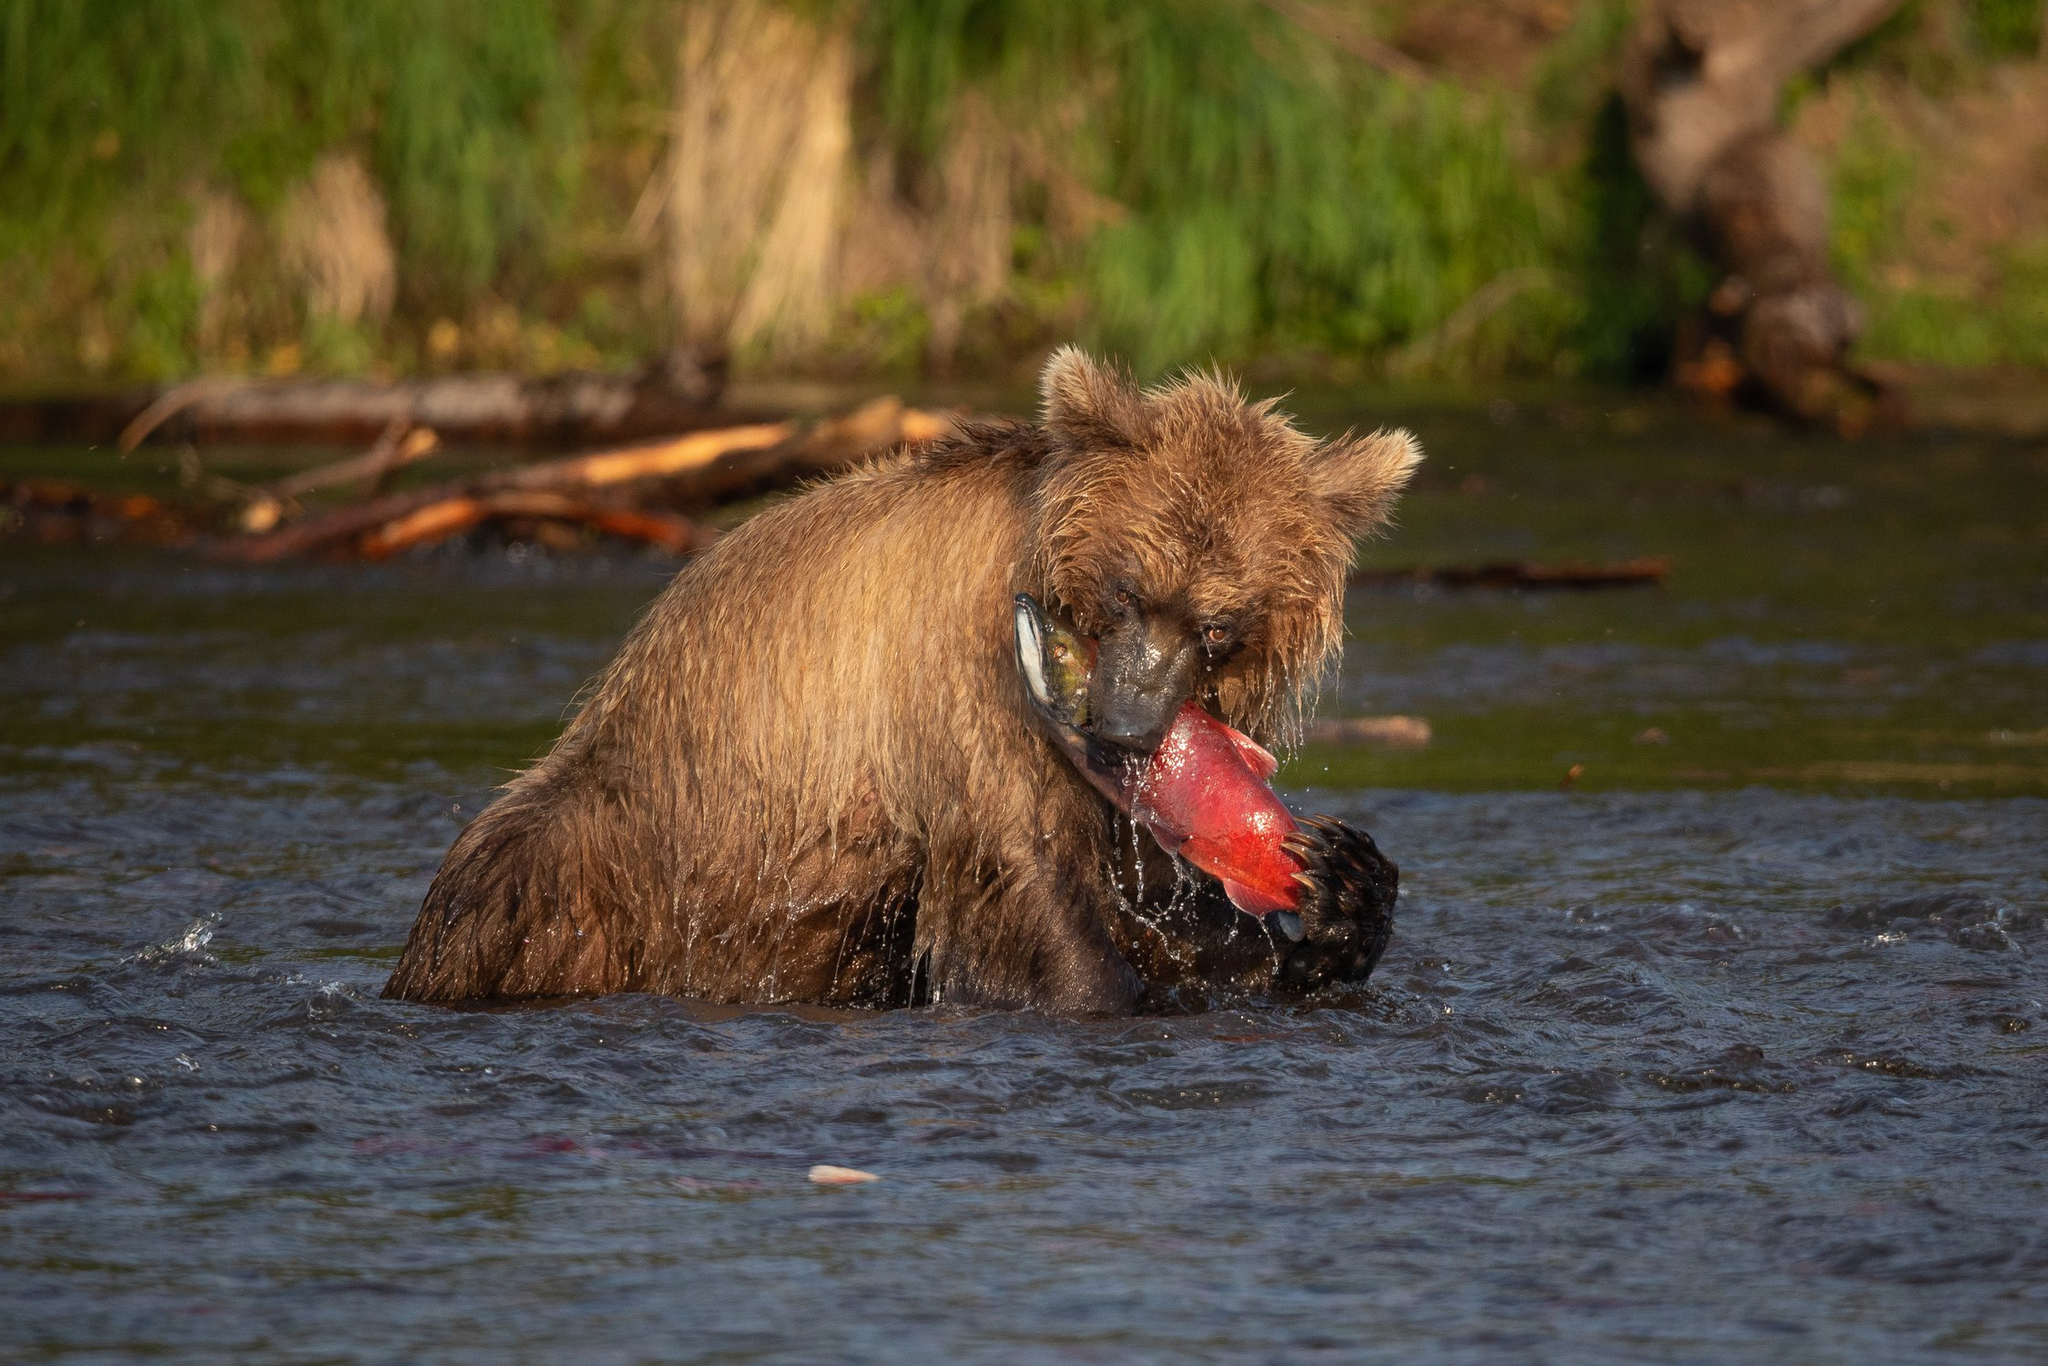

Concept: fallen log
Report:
left=4, top=362, right=733, bottom=449
left=356, top=491, right=712, bottom=559
left=220, top=398, right=959, bottom=562
left=638, top=396, right=959, bottom=512
left=223, top=419, right=793, bottom=562
left=223, top=484, right=457, bottom=563
left=492, top=421, right=796, bottom=493
left=1351, top=557, right=1670, bottom=590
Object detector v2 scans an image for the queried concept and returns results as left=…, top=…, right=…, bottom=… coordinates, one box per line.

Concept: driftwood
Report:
left=224, top=420, right=792, bottom=562
left=1351, top=557, right=1670, bottom=590
left=2, top=392, right=959, bottom=559
left=356, top=491, right=712, bottom=560
left=221, top=396, right=958, bottom=561
left=235, top=421, right=443, bottom=534
left=637, top=396, right=956, bottom=512
left=268, top=420, right=441, bottom=499
left=3, top=361, right=731, bottom=450
left=1618, top=0, right=1905, bottom=427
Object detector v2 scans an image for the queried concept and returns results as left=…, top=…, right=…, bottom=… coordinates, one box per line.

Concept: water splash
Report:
left=125, top=912, right=222, bottom=966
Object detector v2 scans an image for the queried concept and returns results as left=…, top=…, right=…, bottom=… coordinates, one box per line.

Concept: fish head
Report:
left=1013, top=593, right=1131, bottom=808
left=1013, top=592, right=1095, bottom=729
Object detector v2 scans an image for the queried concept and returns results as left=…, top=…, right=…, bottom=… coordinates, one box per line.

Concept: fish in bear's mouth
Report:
left=1012, top=592, right=1313, bottom=939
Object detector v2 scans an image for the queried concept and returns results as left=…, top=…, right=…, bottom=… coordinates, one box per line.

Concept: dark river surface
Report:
left=3, top=400, right=2046, bottom=1362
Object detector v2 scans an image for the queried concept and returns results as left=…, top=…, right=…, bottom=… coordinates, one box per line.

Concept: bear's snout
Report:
left=1091, top=613, right=1199, bottom=754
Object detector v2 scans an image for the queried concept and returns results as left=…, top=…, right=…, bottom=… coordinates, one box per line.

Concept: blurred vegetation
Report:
left=0, top=0, right=2043, bottom=388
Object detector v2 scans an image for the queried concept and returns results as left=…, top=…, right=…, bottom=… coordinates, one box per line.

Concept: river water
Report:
left=3, top=401, right=2045, bottom=1362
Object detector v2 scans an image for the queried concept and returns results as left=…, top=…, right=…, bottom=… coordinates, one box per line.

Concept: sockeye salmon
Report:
left=1012, top=593, right=1312, bottom=922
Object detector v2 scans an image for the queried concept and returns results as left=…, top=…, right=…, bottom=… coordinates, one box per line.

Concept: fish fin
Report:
left=1220, top=723, right=1279, bottom=780
left=1220, top=876, right=1298, bottom=915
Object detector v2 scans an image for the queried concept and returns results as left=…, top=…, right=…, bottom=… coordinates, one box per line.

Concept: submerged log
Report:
left=2, top=478, right=213, bottom=547
left=1618, top=0, right=1905, bottom=428
left=1351, top=557, right=1670, bottom=590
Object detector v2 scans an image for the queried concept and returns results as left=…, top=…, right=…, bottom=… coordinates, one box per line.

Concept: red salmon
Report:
left=1131, top=701, right=1307, bottom=914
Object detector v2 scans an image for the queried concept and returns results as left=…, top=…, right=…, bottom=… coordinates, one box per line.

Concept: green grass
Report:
left=859, top=0, right=1622, bottom=376
left=0, top=0, right=2041, bottom=387
left=0, top=0, right=671, bottom=380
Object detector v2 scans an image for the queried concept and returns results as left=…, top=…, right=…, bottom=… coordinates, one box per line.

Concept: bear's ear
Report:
left=1309, top=428, right=1423, bottom=539
left=1040, top=345, right=1147, bottom=451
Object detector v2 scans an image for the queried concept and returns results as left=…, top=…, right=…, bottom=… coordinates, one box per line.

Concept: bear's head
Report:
left=1031, top=346, right=1420, bottom=751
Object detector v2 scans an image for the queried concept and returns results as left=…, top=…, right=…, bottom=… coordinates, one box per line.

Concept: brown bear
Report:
left=384, top=348, right=1420, bottom=1013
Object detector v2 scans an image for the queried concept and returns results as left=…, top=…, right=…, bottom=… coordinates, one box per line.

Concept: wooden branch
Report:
left=238, top=420, right=446, bottom=533
left=211, top=393, right=962, bottom=565
left=638, top=397, right=960, bottom=511
left=222, top=419, right=791, bottom=562
left=354, top=491, right=714, bottom=559
left=270, top=421, right=441, bottom=499
left=570, top=506, right=712, bottom=554
left=493, top=422, right=795, bottom=491
left=223, top=486, right=453, bottom=562
left=1351, top=557, right=1670, bottom=590
left=116, top=376, right=251, bottom=452
left=216, top=400, right=960, bottom=563
left=355, top=496, right=493, bottom=558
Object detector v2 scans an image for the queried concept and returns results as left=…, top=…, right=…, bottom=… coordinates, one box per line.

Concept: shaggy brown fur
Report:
left=385, top=348, right=1420, bottom=1013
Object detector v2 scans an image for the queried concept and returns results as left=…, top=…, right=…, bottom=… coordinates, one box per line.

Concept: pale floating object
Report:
left=1305, top=715, right=1432, bottom=748
left=807, top=1164, right=878, bottom=1186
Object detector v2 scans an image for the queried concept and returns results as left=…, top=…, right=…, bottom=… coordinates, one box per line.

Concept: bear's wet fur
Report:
left=384, top=348, right=1420, bottom=1013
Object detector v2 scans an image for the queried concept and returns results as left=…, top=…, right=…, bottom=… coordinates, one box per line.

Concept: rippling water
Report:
left=4, top=405, right=2046, bottom=1361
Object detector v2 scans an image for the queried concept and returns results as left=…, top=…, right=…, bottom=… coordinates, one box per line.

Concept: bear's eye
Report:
left=1202, top=623, right=1231, bottom=647
left=1113, top=587, right=1135, bottom=610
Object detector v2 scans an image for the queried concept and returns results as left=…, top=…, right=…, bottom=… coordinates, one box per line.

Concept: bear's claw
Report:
left=1276, top=815, right=1397, bottom=990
